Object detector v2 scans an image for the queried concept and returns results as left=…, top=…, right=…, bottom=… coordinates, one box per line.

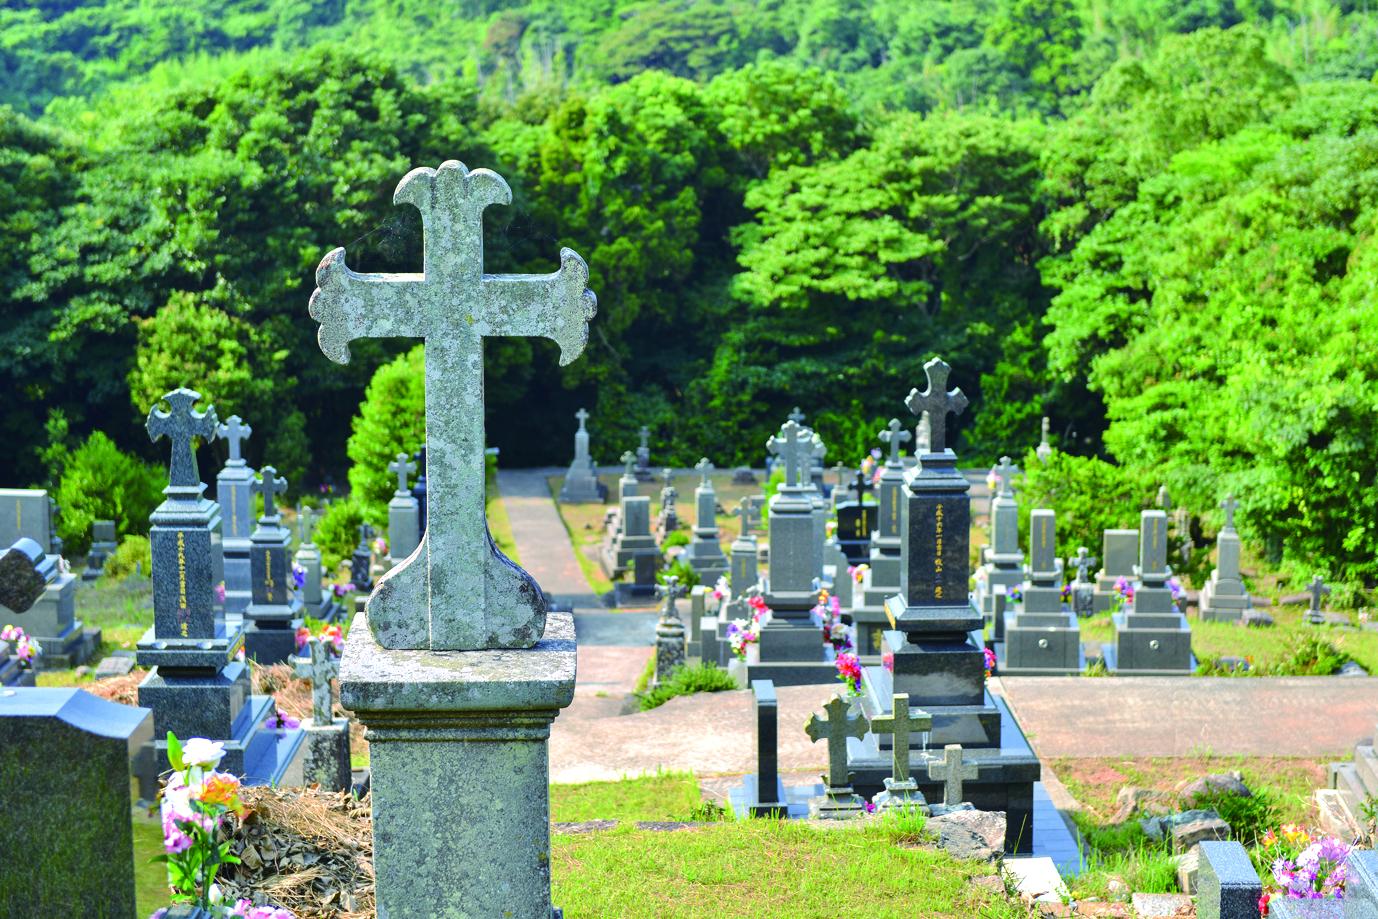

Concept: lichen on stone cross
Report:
left=1221, top=495, right=1238, bottom=531
left=621, top=451, right=636, bottom=478
left=903, top=358, right=968, bottom=455
left=216, top=415, right=252, bottom=465
left=994, top=457, right=1015, bottom=497
left=294, top=636, right=339, bottom=725
left=927, top=743, right=979, bottom=806
left=1308, top=575, right=1330, bottom=612
left=389, top=452, right=417, bottom=494
left=309, top=160, right=596, bottom=650
left=868, top=693, right=931, bottom=784
left=251, top=466, right=287, bottom=524
left=805, top=695, right=868, bottom=790
left=879, top=418, right=910, bottom=466
left=695, top=458, right=714, bottom=488
left=1070, top=547, right=1097, bottom=584
left=147, top=388, right=219, bottom=499
left=575, top=407, right=589, bottom=431
left=655, top=575, right=685, bottom=621
left=767, top=421, right=809, bottom=488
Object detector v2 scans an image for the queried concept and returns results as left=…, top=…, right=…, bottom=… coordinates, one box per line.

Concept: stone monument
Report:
left=558, top=408, right=607, bottom=503
left=0, top=489, right=96, bottom=669
left=1093, top=528, right=1139, bottom=613
left=312, top=159, right=589, bottom=916
left=634, top=424, right=653, bottom=482
left=83, top=519, right=117, bottom=580
left=653, top=575, right=687, bottom=683
left=294, top=506, right=341, bottom=623
left=215, top=414, right=256, bottom=616
left=1001, top=509, right=1083, bottom=675
left=1199, top=496, right=1252, bottom=623
left=386, top=452, right=422, bottom=564
left=976, top=456, right=1023, bottom=619
left=805, top=694, right=868, bottom=819
left=853, top=419, right=909, bottom=657
left=243, top=466, right=305, bottom=663
left=293, top=636, right=351, bottom=792
left=685, top=458, right=728, bottom=583
left=869, top=692, right=932, bottom=811
left=1068, top=547, right=1097, bottom=618
left=654, top=467, right=679, bottom=540
left=1109, top=510, right=1193, bottom=674
left=351, top=523, right=375, bottom=593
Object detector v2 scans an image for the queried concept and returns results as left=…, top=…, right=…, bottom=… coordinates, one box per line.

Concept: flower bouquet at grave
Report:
left=151, top=734, right=298, bottom=919
left=835, top=652, right=863, bottom=696
left=1256, top=825, right=1349, bottom=914
left=289, top=563, right=307, bottom=594
left=294, top=620, right=344, bottom=657
left=984, top=647, right=997, bottom=679
left=1168, top=576, right=1186, bottom=609
left=1112, top=575, right=1134, bottom=611
left=848, top=563, right=870, bottom=586
left=1060, top=583, right=1072, bottom=605
left=371, top=536, right=388, bottom=558
left=1005, top=585, right=1023, bottom=605
left=746, top=593, right=771, bottom=626
left=710, top=576, right=730, bottom=612
left=262, top=710, right=301, bottom=732
left=0, top=625, right=40, bottom=669
left=726, top=619, right=760, bottom=661
left=860, top=455, right=876, bottom=478
left=215, top=583, right=227, bottom=605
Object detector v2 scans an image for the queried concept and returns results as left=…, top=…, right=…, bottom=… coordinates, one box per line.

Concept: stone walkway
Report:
left=496, top=467, right=603, bottom=608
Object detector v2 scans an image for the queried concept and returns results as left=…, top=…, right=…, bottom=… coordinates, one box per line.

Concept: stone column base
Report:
left=302, top=717, right=352, bottom=792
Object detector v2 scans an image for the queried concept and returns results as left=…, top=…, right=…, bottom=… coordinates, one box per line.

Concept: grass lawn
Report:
left=487, top=460, right=520, bottom=564
left=552, top=771, right=704, bottom=822
left=134, top=807, right=170, bottom=916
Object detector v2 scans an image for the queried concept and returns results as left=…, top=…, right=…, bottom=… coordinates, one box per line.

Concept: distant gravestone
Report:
left=1200, top=497, right=1252, bottom=623
left=653, top=576, right=687, bottom=683
left=294, top=506, right=340, bottom=623
left=0, top=488, right=94, bottom=668
left=351, top=523, right=375, bottom=593
left=1069, top=547, right=1097, bottom=618
left=1110, top=510, right=1192, bottom=674
left=83, top=519, right=117, bottom=581
left=1035, top=416, right=1052, bottom=464
left=215, top=415, right=256, bottom=616
left=243, top=466, right=304, bottom=664
left=558, top=408, right=607, bottom=503
left=1094, top=528, right=1139, bottom=613
left=977, top=456, right=1023, bottom=617
left=684, top=458, right=727, bottom=583
left=0, top=489, right=55, bottom=552
left=293, top=637, right=350, bottom=792
left=1003, top=509, right=1083, bottom=675
left=635, top=425, right=653, bottom=482
left=387, top=452, right=422, bottom=563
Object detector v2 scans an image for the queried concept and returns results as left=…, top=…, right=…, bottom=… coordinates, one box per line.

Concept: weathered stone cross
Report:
left=732, top=497, right=756, bottom=539
left=879, top=418, right=910, bottom=467
left=621, top=451, right=637, bottom=478
left=216, top=415, right=252, bottom=465
left=1070, top=547, right=1097, bottom=584
left=805, top=695, right=869, bottom=790
left=767, top=421, right=809, bottom=488
left=389, top=452, right=417, bottom=494
left=299, top=506, right=316, bottom=546
left=904, top=358, right=968, bottom=454
left=1308, top=575, right=1330, bottom=613
left=147, top=388, right=219, bottom=498
left=309, top=160, right=596, bottom=650
left=695, top=458, right=714, bottom=488
left=655, top=574, right=685, bottom=622
left=1221, top=496, right=1238, bottom=531
left=994, top=456, right=1015, bottom=497
left=575, top=407, right=589, bottom=432
left=927, top=743, right=979, bottom=806
left=294, top=636, right=340, bottom=725
left=868, top=693, right=931, bottom=784
left=788, top=407, right=806, bottom=425
left=251, top=466, right=287, bottom=524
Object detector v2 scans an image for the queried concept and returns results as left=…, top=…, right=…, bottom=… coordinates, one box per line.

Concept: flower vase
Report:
left=727, top=657, right=747, bottom=688
left=747, top=643, right=760, bottom=665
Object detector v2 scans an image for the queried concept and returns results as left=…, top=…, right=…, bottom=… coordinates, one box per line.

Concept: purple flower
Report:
left=291, top=564, right=306, bottom=591
left=864, top=800, right=877, bottom=814
left=264, top=712, right=301, bottom=732
left=215, top=582, right=226, bottom=604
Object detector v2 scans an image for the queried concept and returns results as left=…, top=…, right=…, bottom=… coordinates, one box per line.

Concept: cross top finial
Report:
left=147, top=388, right=219, bottom=496
left=294, top=636, right=340, bottom=724
left=389, top=452, right=418, bottom=493
left=1308, top=574, right=1330, bottom=612
left=621, top=451, right=636, bottom=477
left=695, top=458, right=714, bottom=487
left=903, top=358, right=967, bottom=455
left=805, top=695, right=869, bottom=788
left=575, top=408, right=589, bottom=430
left=788, top=406, right=806, bottom=425
left=299, top=505, right=317, bottom=545
left=655, top=575, right=685, bottom=617
left=995, top=456, right=1015, bottom=497
left=1221, top=495, right=1238, bottom=530
left=868, top=693, right=932, bottom=784
left=251, top=466, right=288, bottom=522
left=216, top=415, right=252, bottom=465
left=879, top=418, right=911, bottom=466
left=732, top=496, right=758, bottom=538
left=1070, top=546, right=1097, bottom=582
left=767, top=420, right=808, bottom=488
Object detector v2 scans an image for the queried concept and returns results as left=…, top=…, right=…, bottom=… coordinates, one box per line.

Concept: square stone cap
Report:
left=341, top=609, right=577, bottom=715
left=0, top=687, right=153, bottom=755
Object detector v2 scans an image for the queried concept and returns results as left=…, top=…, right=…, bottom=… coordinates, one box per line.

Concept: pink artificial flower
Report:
left=215, top=582, right=227, bottom=604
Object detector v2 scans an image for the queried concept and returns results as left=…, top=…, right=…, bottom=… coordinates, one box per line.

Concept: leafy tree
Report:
left=1016, top=448, right=1153, bottom=561
left=346, top=346, right=425, bottom=518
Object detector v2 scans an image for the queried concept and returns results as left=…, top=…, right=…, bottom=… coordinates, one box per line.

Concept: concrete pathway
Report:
left=496, top=467, right=602, bottom=608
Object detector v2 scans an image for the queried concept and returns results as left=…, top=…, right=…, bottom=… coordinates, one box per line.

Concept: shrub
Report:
left=638, top=662, right=739, bottom=711
left=1198, top=788, right=1279, bottom=847
left=1263, top=633, right=1350, bottom=676
left=314, top=497, right=368, bottom=573
left=662, top=530, right=691, bottom=549
left=346, top=345, right=425, bottom=519
left=658, top=556, right=698, bottom=588
left=53, top=432, right=164, bottom=555
left=104, top=535, right=152, bottom=580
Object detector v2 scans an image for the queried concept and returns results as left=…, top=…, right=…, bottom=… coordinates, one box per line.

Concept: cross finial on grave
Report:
left=299, top=506, right=317, bottom=545
left=1221, top=496, right=1238, bottom=531
left=621, top=451, right=637, bottom=478
left=655, top=575, right=685, bottom=621
left=879, top=418, right=911, bottom=467
left=660, top=468, right=676, bottom=498
left=853, top=467, right=871, bottom=501
left=927, top=743, right=979, bottom=806
left=995, top=456, right=1015, bottom=497
left=904, top=358, right=967, bottom=455
left=251, top=466, right=288, bottom=523
left=805, top=695, right=869, bottom=790
left=1308, top=575, right=1330, bottom=613
left=731, top=496, right=757, bottom=539
left=389, top=452, right=418, bottom=494
left=575, top=408, right=589, bottom=431
left=639, top=426, right=650, bottom=450
left=1070, top=547, right=1097, bottom=584
left=216, top=415, right=252, bottom=465
left=147, top=388, right=219, bottom=497
left=767, top=421, right=808, bottom=488
left=358, top=523, right=374, bottom=545
left=788, top=406, right=806, bottom=425
left=868, top=693, right=932, bottom=784
left=695, top=458, right=714, bottom=488
left=309, top=160, right=597, bottom=650
left=294, top=636, right=340, bottom=725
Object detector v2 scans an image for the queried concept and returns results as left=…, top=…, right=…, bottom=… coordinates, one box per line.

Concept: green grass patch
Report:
left=133, top=806, right=170, bottom=916
left=1191, top=613, right=1378, bottom=674
left=632, top=652, right=656, bottom=695
left=551, top=771, right=704, bottom=823
left=546, top=475, right=615, bottom=595
left=637, top=662, right=739, bottom=711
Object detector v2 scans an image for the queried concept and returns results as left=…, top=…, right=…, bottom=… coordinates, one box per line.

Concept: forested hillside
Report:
left=6, top=0, right=1378, bottom=581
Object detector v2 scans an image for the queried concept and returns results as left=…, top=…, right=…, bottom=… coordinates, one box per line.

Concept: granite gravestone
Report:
left=411, top=446, right=428, bottom=530
left=83, top=519, right=117, bottom=581
left=351, top=523, right=375, bottom=593
left=243, top=466, right=305, bottom=663
left=869, top=693, right=932, bottom=811
left=635, top=425, right=653, bottom=482
left=1001, top=509, right=1084, bottom=676
left=1200, top=497, right=1253, bottom=623
left=293, top=637, right=351, bottom=792
left=834, top=502, right=875, bottom=566
left=293, top=506, right=341, bottom=623
left=685, top=458, right=728, bottom=583
left=853, top=420, right=909, bottom=656
left=0, top=688, right=153, bottom=917
left=846, top=358, right=1041, bottom=854
left=602, top=478, right=659, bottom=585
left=617, top=449, right=638, bottom=502
left=0, top=537, right=55, bottom=687
left=731, top=680, right=786, bottom=817
left=654, top=467, right=679, bottom=540
left=215, top=415, right=256, bottom=616
left=136, top=389, right=303, bottom=799
left=0, top=489, right=96, bottom=669
left=0, top=489, right=58, bottom=553
left=387, top=452, right=422, bottom=563
left=558, top=408, right=607, bottom=503
left=1068, top=547, right=1097, bottom=618
left=976, top=457, right=1023, bottom=619
left=806, top=694, right=868, bottom=819
left=1093, top=528, right=1139, bottom=613
left=315, top=160, right=588, bottom=917
left=1109, top=510, right=1193, bottom=674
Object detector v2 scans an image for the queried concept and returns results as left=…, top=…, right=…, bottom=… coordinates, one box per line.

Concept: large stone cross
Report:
left=309, top=160, right=596, bottom=650
left=879, top=418, right=910, bottom=466
left=294, top=636, right=340, bottom=725
left=1308, top=575, right=1330, bottom=613
left=655, top=575, right=685, bottom=622
left=767, top=421, right=809, bottom=488
left=805, top=695, right=869, bottom=790
left=147, top=388, right=219, bottom=497
left=1070, top=547, right=1097, bottom=584
left=216, top=415, right=252, bottom=465
left=621, top=451, right=637, bottom=478
left=1221, top=496, right=1238, bottom=531
left=695, top=458, right=714, bottom=488
left=389, top=452, right=417, bottom=494
left=868, top=693, right=931, bottom=784
left=927, top=743, right=979, bottom=806
left=575, top=408, right=589, bottom=432
left=994, top=456, right=1015, bottom=497
left=904, top=358, right=968, bottom=454
left=251, top=466, right=287, bottom=523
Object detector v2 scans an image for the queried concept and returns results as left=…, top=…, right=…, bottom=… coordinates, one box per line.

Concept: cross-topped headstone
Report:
left=927, top=743, right=979, bottom=806
left=852, top=468, right=871, bottom=502
left=216, top=415, right=252, bottom=465
left=661, top=467, right=674, bottom=490
left=575, top=407, right=589, bottom=431
left=639, top=426, right=650, bottom=450
left=294, top=636, right=340, bottom=725
left=621, top=451, right=637, bottom=478
left=805, top=695, right=869, bottom=790
left=731, top=497, right=757, bottom=539
left=788, top=407, right=806, bottom=425
left=830, top=463, right=850, bottom=491
left=359, top=522, right=374, bottom=544
left=868, top=693, right=931, bottom=784
left=1221, top=496, right=1238, bottom=531
left=310, top=160, right=597, bottom=650
left=767, top=421, right=809, bottom=488
left=994, top=456, right=1015, bottom=497
left=1035, top=416, right=1052, bottom=463
left=147, top=389, right=219, bottom=497
left=879, top=418, right=911, bottom=466
left=904, top=358, right=968, bottom=454
left=250, top=467, right=287, bottom=523
left=1070, top=547, right=1097, bottom=584
left=389, top=452, right=417, bottom=494
left=695, top=458, right=714, bottom=488
left=298, top=506, right=316, bottom=545
left=1308, top=575, right=1330, bottom=614
left=655, top=575, right=685, bottom=621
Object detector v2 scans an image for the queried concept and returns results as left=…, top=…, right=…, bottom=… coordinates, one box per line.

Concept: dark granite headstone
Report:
left=835, top=502, right=875, bottom=565
left=0, top=537, right=55, bottom=613
left=243, top=466, right=304, bottom=663
left=1196, top=840, right=1262, bottom=919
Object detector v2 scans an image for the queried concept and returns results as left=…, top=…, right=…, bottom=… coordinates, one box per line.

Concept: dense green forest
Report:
left=5, top=0, right=1378, bottom=582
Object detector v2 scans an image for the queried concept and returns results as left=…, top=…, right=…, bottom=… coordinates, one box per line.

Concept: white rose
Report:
left=181, top=738, right=226, bottom=769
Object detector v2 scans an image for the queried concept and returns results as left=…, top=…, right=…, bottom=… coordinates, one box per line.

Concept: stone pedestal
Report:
left=301, top=716, right=352, bottom=792
left=1001, top=509, right=1083, bottom=675
left=1200, top=526, right=1251, bottom=623
left=341, top=609, right=576, bottom=919
left=388, top=490, right=422, bottom=565
left=601, top=495, right=657, bottom=579
left=243, top=517, right=304, bottom=665
left=1109, top=511, right=1193, bottom=675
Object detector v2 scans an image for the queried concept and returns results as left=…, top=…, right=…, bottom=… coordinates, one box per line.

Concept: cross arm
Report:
left=479, top=249, right=598, bottom=366
left=309, top=253, right=427, bottom=364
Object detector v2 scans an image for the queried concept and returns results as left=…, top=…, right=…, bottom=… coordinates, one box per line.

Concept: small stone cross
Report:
left=788, top=406, right=806, bottom=425
left=903, top=358, right=968, bottom=454
left=805, top=695, right=869, bottom=790
left=879, top=418, right=910, bottom=466
left=995, top=456, right=1015, bottom=497
left=389, top=452, right=417, bottom=493
left=294, top=636, right=340, bottom=725
left=358, top=522, right=374, bottom=546
left=767, top=421, right=809, bottom=488
left=695, top=458, right=714, bottom=488
left=309, top=159, right=596, bottom=650
left=927, top=743, right=979, bottom=806
left=655, top=575, right=685, bottom=621
left=1308, top=575, right=1330, bottom=613
left=852, top=468, right=871, bottom=502
left=251, top=467, right=287, bottom=523
left=621, top=451, right=637, bottom=478
left=1221, top=496, right=1238, bottom=531
left=298, top=506, right=316, bottom=545
left=575, top=408, right=589, bottom=432
left=216, top=415, right=252, bottom=465
left=731, top=497, right=756, bottom=539
left=147, top=388, right=219, bottom=495
left=830, top=463, right=850, bottom=492
left=1070, top=547, right=1097, bottom=584
left=868, top=693, right=931, bottom=784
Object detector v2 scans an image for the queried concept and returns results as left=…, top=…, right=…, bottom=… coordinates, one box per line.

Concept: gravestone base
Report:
left=977, top=554, right=1024, bottom=618
left=559, top=474, right=607, bottom=504
left=243, top=619, right=304, bottom=664
left=301, top=717, right=352, bottom=792
left=728, top=774, right=817, bottom=818
left=1107, top=611, right=1195, bottom=675
left=341, top=609, right=576, bottom=919
left=808, top=787, right=866, bottom=820
left=31, top=624, right=101, bottom=671
left=1199, top=578, right=1252, bottom=623
left=600, top=533, right=657, bottom=579
left=998, top=610, right=1086, bottom=676
left=0, top=644, right=36, bottom=686
left=745, top=608, right=835, bottom=686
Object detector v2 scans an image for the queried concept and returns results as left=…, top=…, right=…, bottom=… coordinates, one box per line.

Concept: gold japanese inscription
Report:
left=176, top=531, right=189, bottom=637
left=264, top=549, right=276, bottom=600
left=934, top=502, right=945, bottom=599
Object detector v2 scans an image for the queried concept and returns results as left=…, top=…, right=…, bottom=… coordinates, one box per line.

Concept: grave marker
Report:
left=558, top=408, right=607, bottom=503
left=869, top=693, right=932, bottom=810
left=928, top=743, right=978, bottom=807
left=294, top=636, right=351, bottom=792
left=805, top=695, right=868, bottom=818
